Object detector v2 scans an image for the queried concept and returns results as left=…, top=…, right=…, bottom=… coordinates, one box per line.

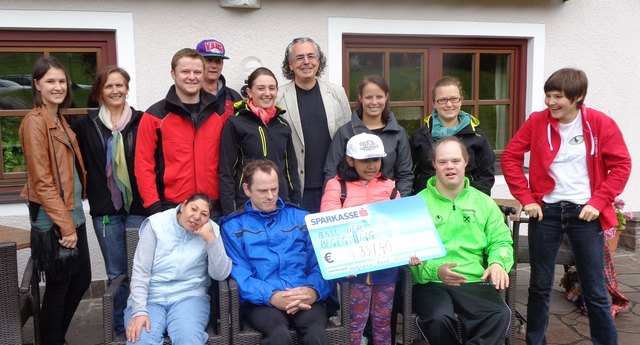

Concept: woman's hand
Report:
left=194, top=221, right=216, bottom=244
left=408, top=256, right=422, bottom=266
left=126, top=315, right=151, bottom=343
left=579, top=205, right=600, bottom=222
left=523, top=203, right=543, bottom=221
left=59, top=232, right=77, bottom=248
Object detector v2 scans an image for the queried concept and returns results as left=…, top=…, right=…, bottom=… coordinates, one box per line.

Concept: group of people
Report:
left=18, top=32, right=629, bottom=345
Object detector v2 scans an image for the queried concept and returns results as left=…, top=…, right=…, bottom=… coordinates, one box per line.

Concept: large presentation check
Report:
left=305, top=195, right=446, bottom=280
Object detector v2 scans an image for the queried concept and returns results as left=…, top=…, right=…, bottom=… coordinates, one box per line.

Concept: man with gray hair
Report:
left=276, top=37, right=351, bottom=213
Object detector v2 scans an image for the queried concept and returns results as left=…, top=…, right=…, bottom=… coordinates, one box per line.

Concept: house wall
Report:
left=2, top=0, right=640, bottom=279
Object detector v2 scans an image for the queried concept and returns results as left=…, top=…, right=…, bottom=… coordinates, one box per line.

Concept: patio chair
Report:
left=228, top=278, right=350, bottom=345
left=398, top=200, right=520, bottom=345
left=102, top=228, right=230, bottom=345
left=0, top=241, right=41, bottom=345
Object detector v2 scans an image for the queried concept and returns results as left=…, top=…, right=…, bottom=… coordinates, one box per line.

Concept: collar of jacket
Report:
left=163, top=85, right=222, bottom=127
left=425, top=175, right=471, bottom=202
left=244, top=198, right=286, bottom=218
left=543, top=104, right=595, bottom=155
left=88, top=106, right=142, bottom=131
left=351, top=109, right=403, bottom=133
left=423, top=110, right=480, bottom=131
left=233, top=99, right=286, bottom=118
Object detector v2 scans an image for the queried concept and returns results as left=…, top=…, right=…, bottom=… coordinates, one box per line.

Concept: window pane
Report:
left=391, top=106, right=422, bottom=137
left=348, top=52, right=384, bottom=102
left=461, top=105, right=474, bottom=116
left=478, top=105, right=509, bottom=150
left=0, top=52, right=42, bottom=110
left=50, top=52, right=97, bottom=108
left=390, top=53, right=423, bottom=101
left=479, top=54, right=510, bottom=100
left=442, top=53, right=474, bottom=99
left=1, top=116, right=25, bottom=173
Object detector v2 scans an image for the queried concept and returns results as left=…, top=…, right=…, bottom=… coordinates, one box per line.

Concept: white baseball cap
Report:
left=346, top=133, right=387, bottom=160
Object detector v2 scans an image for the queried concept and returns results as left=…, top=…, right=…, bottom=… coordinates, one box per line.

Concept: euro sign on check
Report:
left=305, top=195, right=446, bottom=280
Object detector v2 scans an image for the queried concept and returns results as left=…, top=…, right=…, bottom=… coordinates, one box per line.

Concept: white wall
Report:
left=1, top=0, right=639, bottom=230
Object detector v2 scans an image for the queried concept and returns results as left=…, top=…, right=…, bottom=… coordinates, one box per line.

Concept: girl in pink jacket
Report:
left=321, top=133, right=399, bottom=345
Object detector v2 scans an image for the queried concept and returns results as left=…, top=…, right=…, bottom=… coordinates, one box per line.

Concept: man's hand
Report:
left=579, top=205, right=600, bottom=222
left=437, top=263, right=467, bottom=286
left=481, top=263, right=509, bottom=290
left=269, top=287, right=317, bottom=314
left=523, top=203, right=543, bottom=221
left=126, top=315, right=151, bottom=343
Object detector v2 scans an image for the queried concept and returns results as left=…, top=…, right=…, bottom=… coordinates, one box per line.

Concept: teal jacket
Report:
left=409, top=176, right=513, bottom=284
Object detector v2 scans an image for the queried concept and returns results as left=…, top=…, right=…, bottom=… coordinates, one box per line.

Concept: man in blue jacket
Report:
left=221, top=159, right=332, bottom=345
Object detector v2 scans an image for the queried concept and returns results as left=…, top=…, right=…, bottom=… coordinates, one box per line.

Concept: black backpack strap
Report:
left=390, top=187, right=398, bottom=200
left=339, top=179, right=347, bottom=207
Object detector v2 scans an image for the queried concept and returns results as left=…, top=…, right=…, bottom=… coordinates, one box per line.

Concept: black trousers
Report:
left=244, top=302, right=329, bottom=345
left=40, top=224, right=92, bottom=345
left=412, top=282, right=510, bottom=345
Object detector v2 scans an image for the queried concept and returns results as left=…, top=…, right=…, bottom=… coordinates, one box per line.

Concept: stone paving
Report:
left=22, top=248, right=640, bottom=345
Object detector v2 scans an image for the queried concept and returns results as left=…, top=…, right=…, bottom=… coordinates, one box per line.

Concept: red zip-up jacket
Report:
left=501, top=105, right=631, bottom=230
left=135, top=86, right=232, bottom=214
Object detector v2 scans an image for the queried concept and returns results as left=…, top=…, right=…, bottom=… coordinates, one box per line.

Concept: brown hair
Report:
left=31, top=57, right=74, bottom=109
left=430, top=136, right=469, bottom=164
left=90, top=65, right=131, bottom=104
left=247, top=67, right=278, bottom=88
left=431, top=76, right=464, bottom=102
left=355, top=75, right=391, bottom=125
left=242, top=159, right=280, bottom=188
left=281, top=37, right=326, bottom=80
left=171, top=48, right=205, bottom=71
left=543, top=68, right=588, bottom=108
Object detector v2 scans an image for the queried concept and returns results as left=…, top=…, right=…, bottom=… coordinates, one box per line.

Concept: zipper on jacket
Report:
left=452, top=201, right=456, bottom=211
left=258, top=126, right=267, bottom=156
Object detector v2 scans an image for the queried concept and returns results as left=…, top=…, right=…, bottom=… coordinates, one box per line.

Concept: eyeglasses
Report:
left=293, top=54, right=318, bottom=63
left=435, top=97, right=462, bottom=105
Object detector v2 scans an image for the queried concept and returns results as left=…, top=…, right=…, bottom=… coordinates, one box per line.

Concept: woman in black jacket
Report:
left=72, top=65, right=146, bottom=340
left=410, top=76, right=495, bottom=195
left=218, top=67, right=301, bottom=215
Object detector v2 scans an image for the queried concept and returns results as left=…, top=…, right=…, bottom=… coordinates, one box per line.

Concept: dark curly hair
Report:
left=281, top=37, right=327, bottom=81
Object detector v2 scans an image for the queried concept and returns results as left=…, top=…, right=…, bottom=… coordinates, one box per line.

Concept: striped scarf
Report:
left=98, top=104, right=133, bottom=212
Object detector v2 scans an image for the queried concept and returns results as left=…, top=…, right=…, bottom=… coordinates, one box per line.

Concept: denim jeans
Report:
left=124, top=296, right=210, bottom=345
left=302, top=187, right=323, bottom=214
left=93, top=214, right=145, bottom=336
left=526, top=202, right=616, bottom=345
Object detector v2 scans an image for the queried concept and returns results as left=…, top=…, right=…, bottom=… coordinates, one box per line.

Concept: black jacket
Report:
left=410, top=113, right=495, bottom=195
left=72, top=107, right=147, bottom=217
left=323, top=110, right=414, bottom=197
left=218, top=101, right=301, bottom=215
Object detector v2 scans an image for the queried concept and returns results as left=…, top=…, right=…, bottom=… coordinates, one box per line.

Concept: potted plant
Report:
left=604, top=198, right=634, bottom=256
